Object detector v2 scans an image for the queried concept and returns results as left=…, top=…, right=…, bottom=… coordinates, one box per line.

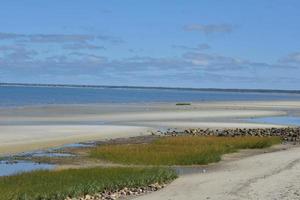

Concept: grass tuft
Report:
left=90, top=136, right=281, bottom=165
left=175, top=102, right=191, bottom=106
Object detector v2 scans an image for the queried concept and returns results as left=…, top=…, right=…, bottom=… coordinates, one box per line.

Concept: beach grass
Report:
left=90, top=136, right=281, bottom=165
left=0, top=167, right=177, bottom=200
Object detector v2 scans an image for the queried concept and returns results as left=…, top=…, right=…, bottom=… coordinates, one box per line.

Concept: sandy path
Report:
left=136, top=146, right=300, bottom=200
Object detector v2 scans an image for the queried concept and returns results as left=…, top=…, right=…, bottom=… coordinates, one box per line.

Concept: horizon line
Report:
left=1, top=82, right=300, bottom=94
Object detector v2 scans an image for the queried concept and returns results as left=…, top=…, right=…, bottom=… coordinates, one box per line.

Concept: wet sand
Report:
left=0, top=125, right=150, bottom=156
left=1, top=101, right=300, bottom=156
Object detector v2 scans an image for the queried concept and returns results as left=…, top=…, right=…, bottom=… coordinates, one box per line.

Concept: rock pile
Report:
left=65, top=182, right=165, bottom=200
left=176, top=127, right=300, bottom=142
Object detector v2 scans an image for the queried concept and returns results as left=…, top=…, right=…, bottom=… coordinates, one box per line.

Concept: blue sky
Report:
left=0, top=0, right=300, bottom=89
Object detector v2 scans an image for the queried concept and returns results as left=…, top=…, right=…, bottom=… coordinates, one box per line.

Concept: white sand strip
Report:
left=131, top=121, right=285, bottom=128
left=0, top=125, right=151, bottom=156
left=0, top=110, right=285, bottom=123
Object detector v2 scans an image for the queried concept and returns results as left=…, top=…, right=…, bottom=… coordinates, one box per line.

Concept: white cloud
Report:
left=184, top=23, right=234, bottom=35
left=172, top=43, right=210, bottom=51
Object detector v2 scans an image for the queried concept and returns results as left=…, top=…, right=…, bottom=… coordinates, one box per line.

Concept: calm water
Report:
left=0, top=160, right=54, bottom=176
left=0, top=142, right=91, bottom=177
left=17, top=142, right=94, bottom=158
left=19, top=151, right=75, bottom=158
left=247, top=116, right=300, bottom=126
left=1, top=86, right=300, bottom=107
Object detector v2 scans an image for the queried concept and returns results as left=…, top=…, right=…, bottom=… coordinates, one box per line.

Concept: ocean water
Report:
left=1, top=86, right=300, bottom=107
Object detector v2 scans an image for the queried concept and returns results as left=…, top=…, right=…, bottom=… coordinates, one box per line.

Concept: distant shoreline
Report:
left=1, top=82, right=300, bottom=94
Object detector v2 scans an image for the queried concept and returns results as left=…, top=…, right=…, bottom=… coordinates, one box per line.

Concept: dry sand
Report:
left=0, top=100, right=299, bottom=155
left=135, top=145, right=300, bottom=200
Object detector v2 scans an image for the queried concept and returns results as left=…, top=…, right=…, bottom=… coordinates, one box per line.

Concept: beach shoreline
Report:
left=1, top=100, right=300, bottom=156
left=135, top=143, right=300, bottom=200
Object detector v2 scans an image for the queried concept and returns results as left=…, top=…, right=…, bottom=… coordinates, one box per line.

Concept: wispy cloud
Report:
left=0, top=45, right=37, bottom=62
left=0, top=32, right=299, bottom=89
left=0, top=32, right=122, bottom=44
left=279, top=52, right=300, bottom=64
left=62, top=43, right=106, bottom=50
left=172, top=43, right=210, bottom=51
left=0, top=32, right=121, bottom=65
left=68, top=52, right=107, bottom=63
left=183, top=23, right=234, bottom=35
left=182, top=52, right=245, bottom=69
left=0, top=32, right=93, bottom=43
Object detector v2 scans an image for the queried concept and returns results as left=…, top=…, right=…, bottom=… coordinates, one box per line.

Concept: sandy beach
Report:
left=1, top=100, right=300, bottom=200
left=135, top=145, right=300, bottom=200
left=1, top=100, right=300, bottom=156
left=0, top=125, right=151, bottom=156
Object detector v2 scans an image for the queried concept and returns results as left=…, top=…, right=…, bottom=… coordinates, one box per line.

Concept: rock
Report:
left=170, top=127, right=300, bottom=143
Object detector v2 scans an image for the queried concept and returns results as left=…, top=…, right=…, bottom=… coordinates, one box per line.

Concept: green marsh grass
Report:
left=0, top=167, right=177, bottom=200
left=90, top=136, right=281, bottom=165
left=175, top=102, right=191, bottom=106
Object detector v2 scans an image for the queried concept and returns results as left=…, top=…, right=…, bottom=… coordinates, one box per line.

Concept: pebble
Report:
left=64, top=182, right=165, bottom=200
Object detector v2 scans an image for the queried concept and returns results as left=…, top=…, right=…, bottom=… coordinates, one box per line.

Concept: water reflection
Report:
left=0, top=160, right=54, bottom=177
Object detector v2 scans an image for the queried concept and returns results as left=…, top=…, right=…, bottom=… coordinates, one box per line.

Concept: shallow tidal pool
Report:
left=0, top=160, right=55, bottom=176
left=247, top=116, right=300, bottom=126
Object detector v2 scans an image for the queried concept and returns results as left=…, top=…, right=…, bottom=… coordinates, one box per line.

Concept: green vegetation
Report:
left=0, top=167, right=177, bottom=200
left=175, top=102, right=191, bottom=106
left=90, top=136, right=281, bottom=165
left=0, top=136, right=282, bottom=199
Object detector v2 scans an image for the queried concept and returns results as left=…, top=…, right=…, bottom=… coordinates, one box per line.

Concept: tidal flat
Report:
left=1, top=100, right=300, bottom=199
left=2, top=100, right=299, bottom=156
left=0, top=131, right=286, bottom=200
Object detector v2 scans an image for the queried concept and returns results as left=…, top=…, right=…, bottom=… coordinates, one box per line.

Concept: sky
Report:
left=0, top=0, right=300, bottom=89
